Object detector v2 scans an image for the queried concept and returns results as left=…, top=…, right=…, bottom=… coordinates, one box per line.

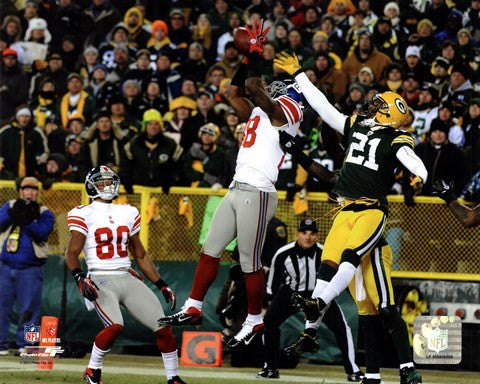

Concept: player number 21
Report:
left=345, top=132, right=380, bottom=171
left=242, top=116, right=260, bottom=148
left=94, top=226, right=130, bottom=259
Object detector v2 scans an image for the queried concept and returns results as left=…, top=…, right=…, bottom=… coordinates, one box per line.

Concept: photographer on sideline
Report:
left=0, top=177, right=54, bottom=355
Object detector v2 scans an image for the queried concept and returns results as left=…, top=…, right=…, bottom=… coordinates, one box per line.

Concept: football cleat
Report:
left=257, top=367, right=280, bottom=379
left=347, top=370, right=365, bottom=382
left=83, top=367, right=102, bottom=384
left=284, top=332, right=319, bottom=357
left=226, top=319, right=264, bottom=350
left=360, top=378, right=383, bottom=384
left=158, top=306, right=202, bottom=326
left=167, top=375, right=188, bottom=384
left=291, top=293, right=326, bottom=322
left=400, top=367, right=422, bottom=384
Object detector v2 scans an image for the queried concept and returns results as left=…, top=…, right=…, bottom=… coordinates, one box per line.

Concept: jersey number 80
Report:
left=94, top=226, right=130, bottom=259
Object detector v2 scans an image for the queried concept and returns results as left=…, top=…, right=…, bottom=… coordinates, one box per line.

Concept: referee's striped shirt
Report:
left=266, top=241, right=323, bottom=296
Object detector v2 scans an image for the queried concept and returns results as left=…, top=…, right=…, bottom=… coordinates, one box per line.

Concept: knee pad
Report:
left=318, top=263, right=337, bottom=282
left=340, top=249, right=360, bottom=267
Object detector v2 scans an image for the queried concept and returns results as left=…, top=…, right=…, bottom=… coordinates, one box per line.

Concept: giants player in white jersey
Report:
left=65, top=166, right=187, bottom=384
left=160, top=19, right=303, bottom=349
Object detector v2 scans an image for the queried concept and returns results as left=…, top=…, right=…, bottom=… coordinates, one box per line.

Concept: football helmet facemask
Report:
left=358, top=91, right=408, bottom=129
left=85, top=165, right=120, bottom=201
left=268, top=79, right=304, bottom=105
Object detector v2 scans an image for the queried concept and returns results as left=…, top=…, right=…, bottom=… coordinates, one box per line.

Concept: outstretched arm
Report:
left=274, top=52, right=347, bottom=134
left=432, top=180, right=480, bottom=228
left=225, top=59, right=254, bottom=123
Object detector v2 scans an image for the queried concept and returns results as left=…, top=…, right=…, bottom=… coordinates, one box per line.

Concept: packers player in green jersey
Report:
left=274, top=52, right=427, bottom=384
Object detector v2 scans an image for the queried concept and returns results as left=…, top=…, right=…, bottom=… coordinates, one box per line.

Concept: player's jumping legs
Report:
left=227, top=186, right=277, bottom=349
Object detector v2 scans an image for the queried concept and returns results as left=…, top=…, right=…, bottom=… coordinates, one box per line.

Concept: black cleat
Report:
left=158, top=307, right=202, bottom=326
left=167, top=375, right=188, bottom=384
left=360, top=378, right=382, bottom=384
left=257, top=367, right=280, bottom=379
left=284, top=332, right=319, bottom=357
left=400, top=367, right=422, bottom=384
left=291, top=293, right=325, bottom=321
left=226, top=320, right=264, bottom=350
left=347, top=370, right=365, bottom=382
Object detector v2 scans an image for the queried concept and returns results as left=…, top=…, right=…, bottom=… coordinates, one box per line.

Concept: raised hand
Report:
left=432, top=179, right=456, bottom=204
left=273, top=51, right=302, bottom=76
left=245, top=19, right=270, bottom=54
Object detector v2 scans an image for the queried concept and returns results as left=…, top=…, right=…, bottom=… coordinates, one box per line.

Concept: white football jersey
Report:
left=233, top=95, right=303, bottom=192
left=67, top=201, right=140, bottom=273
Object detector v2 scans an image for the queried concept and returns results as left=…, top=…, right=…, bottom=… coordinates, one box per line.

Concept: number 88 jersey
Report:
left=67, top=201, right=140, bottom=272
left=333, top=115, right=415, bottom=208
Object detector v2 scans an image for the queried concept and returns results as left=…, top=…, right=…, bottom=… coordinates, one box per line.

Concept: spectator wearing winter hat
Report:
left=136, top=78, right=169, bottom=117
left=326, top=0, right=355, bottom=37
left=83, top=0, right=122, bottom=49
left=312, top=50, right=348, bottom=102
left=39, top=153, right=70, bottom=189
left=107, top=94, right=140, bottom=141
left=341, top=81, right=366, bottom=115
left=150, top=52, right=182, bottom=103
left=30, top=78, right=57, bottom=130
left=437, top=101, right=465, bottom=147
left=408, top=117, right=467, bottom=197
left=79, top=109, right=126, bottom=178
left=383, top=62, right=404, bottom=93
left=217, top=41, right=242, bottom=79
left=17, top=17, right=51, bottom=62
left=431, top=56, right=450, bottom=98
left=30, top=53, right=69, bottom=99
left=123, top=7, right=150, bottom=49
left=1, top=15, right=23, bottom=46
left=456, top=28, right=478, bottom=64
left=371, top=17, right=399, bottom=61
left=123, top=49, right=154, bottom=91
left=383, top=1, right=408, bottom=39
left=402, top=18, right=440, bottom=64
left=84, top=63, right=116, bottom=110
left=342, top=31, right=391, bottom=82
left=0, top=48, right=28, bottom=124
left=168, top=9, right=191, bottom=60
left=191, top=14, right=214, bottom=62
left=99, top=23, right=136, bottom=69
left=163, top=96, right=197, bottom=148
left=120, top=108, right=182, bottom=191
left=442, top=61, right=473, bottom=119
left=57, top=73, right=97, bottom=129
left=147, top=19, right=176, bottom=61
left=356, top=66, right=376, bottom=88
left=435, top=8, right=464, bottom=44
left=65, top=113, right=86, bottom=142
left=177, top=42, right=209, bottom=85
left=0, top=105, right=49, bottom=179
left=411, top=83, right=440, bottom=143
left=402, top=45, right=429, bottom=84
left=78, top=46, right=100, bottom=87
left=63, top=135, right=83, bottom=182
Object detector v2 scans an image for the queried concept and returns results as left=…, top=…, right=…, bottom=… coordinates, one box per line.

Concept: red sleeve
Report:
left=277, top=95, right=303, bottom=127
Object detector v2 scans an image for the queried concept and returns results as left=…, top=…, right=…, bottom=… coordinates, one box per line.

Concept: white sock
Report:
left=305, top=279, right=329, bottom=329
left=246, top=313, right=263, bottom=324
left=88, top=343, right=109, bottom=369
left=185, top=298, right=203, bottom=311
left=319, top=262, right=356, bottom=305
left=365, top=373, right=381, bottom=379
left=400, top=362, right=414, bottom=369
left=162, top=350, right=179, bottom=380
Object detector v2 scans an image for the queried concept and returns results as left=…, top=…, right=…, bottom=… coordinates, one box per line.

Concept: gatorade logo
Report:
left=180, top=331, right=222, bottom=367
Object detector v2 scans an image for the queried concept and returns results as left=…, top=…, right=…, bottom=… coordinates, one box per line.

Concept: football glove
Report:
left=72, top=270, right=99, bottom=302
left=410, top=175, right=424, bottom=195
left=245, top=19, right=270, bottom=54
left=273, top=51, right=302, bottom=76
left=8, top=199, right=39, bottom=226
left=155, top=278, right=176, bottom=311
left=432, top=179, right=456, bottom=204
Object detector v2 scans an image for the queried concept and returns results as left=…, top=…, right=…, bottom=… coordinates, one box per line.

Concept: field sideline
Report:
left=0, top=354, right=479, bottom=384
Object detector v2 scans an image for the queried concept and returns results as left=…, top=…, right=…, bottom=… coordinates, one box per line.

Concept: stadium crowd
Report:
left=1, top=0, right=480, bottom=202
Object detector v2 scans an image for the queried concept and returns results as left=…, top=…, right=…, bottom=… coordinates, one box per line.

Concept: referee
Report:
left=258, top=219, right=363, bottom=381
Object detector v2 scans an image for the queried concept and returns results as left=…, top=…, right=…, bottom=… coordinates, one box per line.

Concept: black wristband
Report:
left=247, top=51, right=262, bottom=78
left=231, top=62, right=248, bottom=87
left=154, top=278, right=167, bottom=290
left=292, top=68, right=304, bottom=77
left=72, top=268, right=86, bottom=283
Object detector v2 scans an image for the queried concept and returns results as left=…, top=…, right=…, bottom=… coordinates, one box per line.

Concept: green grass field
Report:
left=0, top=354, right=479, bottom=384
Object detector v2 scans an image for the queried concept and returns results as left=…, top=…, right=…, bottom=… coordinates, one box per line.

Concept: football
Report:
left=233, top=27, right=250, bottom=55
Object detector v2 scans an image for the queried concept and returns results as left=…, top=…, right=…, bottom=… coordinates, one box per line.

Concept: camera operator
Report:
left=0, top=177, right=54, bottom=355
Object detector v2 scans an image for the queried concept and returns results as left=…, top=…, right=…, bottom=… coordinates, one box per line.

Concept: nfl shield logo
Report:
left=427, top=327, right=448, bottom=353
left=24, top=324, right=40, bottom=344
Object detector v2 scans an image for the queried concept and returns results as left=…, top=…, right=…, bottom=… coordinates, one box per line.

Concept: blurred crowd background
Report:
left=1, top=0, right=480, bottom=204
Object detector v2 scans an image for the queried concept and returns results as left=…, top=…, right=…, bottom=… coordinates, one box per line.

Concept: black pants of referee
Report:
left=263, top=286, right=358, bottom=373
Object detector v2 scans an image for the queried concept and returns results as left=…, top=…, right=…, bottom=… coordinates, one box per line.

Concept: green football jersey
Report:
left=333, top=115, right=415, bottom=207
